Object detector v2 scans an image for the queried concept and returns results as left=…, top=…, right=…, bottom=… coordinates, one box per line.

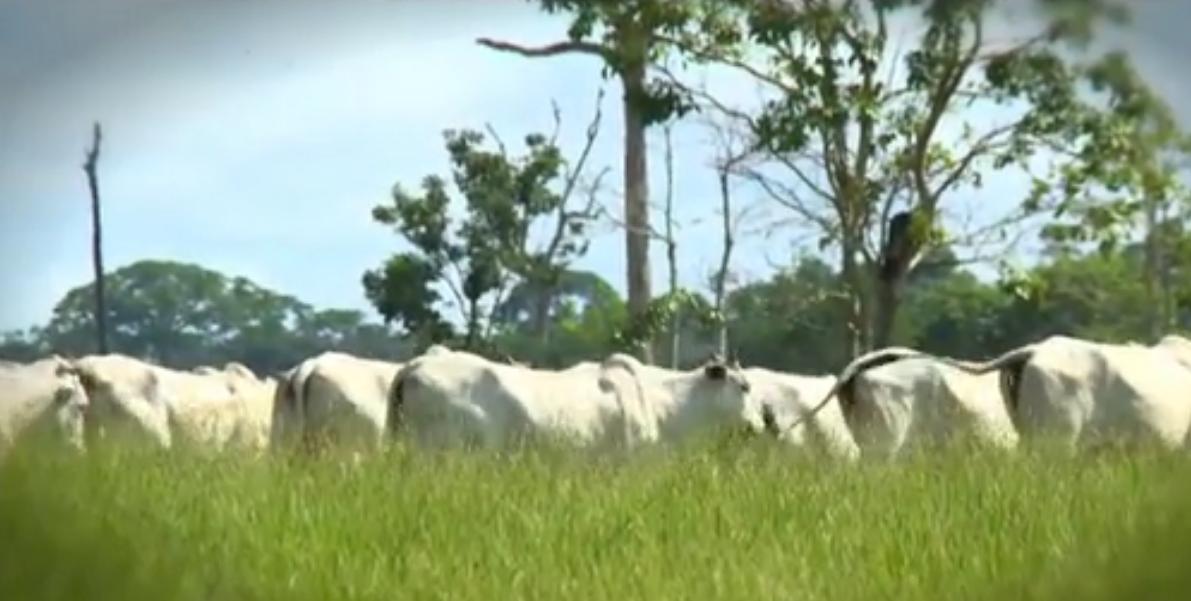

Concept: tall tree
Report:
left=670, top=0, right=1162, bottom=356
left=365, top=104, right=601, bottom=352
left=81, top=122, right=108, bottom=354
left=477, top=0, right=723, bottom=362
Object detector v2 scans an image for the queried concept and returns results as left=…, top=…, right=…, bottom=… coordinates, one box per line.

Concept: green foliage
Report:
left=494, top=270, right=627, bottom=367
left=4, top=442, right=1191, bottom=600
left=671, top=0, right=1183, bottom=352
left=724, top=256, right=852, bottom=373
left=528, top=0, right=736, bottom=125
left=366, top=123, right=598, bottom=351
left=0, top=260, right=412, bottom=373
left=612, top=288, right=719, bottom=355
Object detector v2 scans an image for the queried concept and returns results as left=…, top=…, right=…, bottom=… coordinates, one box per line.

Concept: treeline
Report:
left=4, top=239, right=1187, bottom=375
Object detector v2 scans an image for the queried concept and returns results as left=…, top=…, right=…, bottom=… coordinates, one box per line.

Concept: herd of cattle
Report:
left=3, top=333, right=1191, bottom=462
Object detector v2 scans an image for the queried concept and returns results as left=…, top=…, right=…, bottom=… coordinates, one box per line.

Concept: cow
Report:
left=743, top=367, right=859, bottom=461
left=946, top=335, right=1191, bottom=451
left=70, top=354, right=264, bottom=452
left=0, top=355, right=89, bottom=457
left=596, top=353, right=760, bottom=447
left=810, top=350, right=1016, bottom=459
left=198, top=362, right=277, bottom=453
left=387, top=350, right=618, bottom=450
left=800, top=335, right=1191, bottom=454
left=271, top=352, right=402, bottom=453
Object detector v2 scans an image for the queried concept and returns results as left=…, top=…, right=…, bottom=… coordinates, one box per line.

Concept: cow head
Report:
left=697, top=357, right=762, bottom=435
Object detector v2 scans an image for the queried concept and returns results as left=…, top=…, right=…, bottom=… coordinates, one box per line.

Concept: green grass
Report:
left=2, top=440, right=1190, bottom=601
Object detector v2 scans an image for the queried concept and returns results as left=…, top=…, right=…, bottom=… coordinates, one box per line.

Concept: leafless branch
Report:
left=930, top=118, right=1024, bottom=199
left=738, top=167, right=836, bottom=233
left=476, top=37, right=604, bottom=59
left=911, top=11, right=984, bottom=215
left=548, top=99, right=563, bottom=147
left=543, top=88, right=605, bottom=263
left=484, top=122, right=509, bottom=158
left=654, top=33, right=798, bottom=96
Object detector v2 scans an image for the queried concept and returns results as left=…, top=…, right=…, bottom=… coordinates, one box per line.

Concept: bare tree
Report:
left=705, top=116, right=753, bottom=357
left=82, top=122, right=109, bottom=355
left=661, top=124, right=680, bottom=368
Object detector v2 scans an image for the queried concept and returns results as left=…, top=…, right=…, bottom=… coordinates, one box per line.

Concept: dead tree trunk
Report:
left=82, top=122, right=109, bottom=355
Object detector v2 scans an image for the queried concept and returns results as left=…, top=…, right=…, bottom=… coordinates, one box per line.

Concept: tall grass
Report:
left=2, top=440, right=1189, bottom=601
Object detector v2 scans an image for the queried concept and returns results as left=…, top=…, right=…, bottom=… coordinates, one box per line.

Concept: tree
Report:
left=705, top=113, right=753, bottom=356
left=1024, top=49, right=1191, bottom=338
left=493, top=269, right=627, bottom=367
left=0, top=329, right=48, bottom=363
left=725, top=255, right=851, bottom=373
left=670, top=0, right=1161, bottom=357
left=365, top=100, right=602, bottom=352
left=81, top=122, right=108, bottom=354
left=477, top=0, right=730, bottom=361
left=31, top=260, right=410, bottom=373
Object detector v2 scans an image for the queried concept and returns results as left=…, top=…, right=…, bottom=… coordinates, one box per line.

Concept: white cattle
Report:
left=945, top=335, right=1191, bottom=451
left=743, top=368, right=859, bottom=461
left=597, top=353, right=761, bottom=446
left=199, top=362, right=276, bottom=452
left=70, top=354, right=265, bottom=451
left=388, top=350, right=618, bottom=450
left=800, top=350, right=1017, bottom=459
left=271, top=352, right=402, bottom=452
left=0, top=355, right=89, bottom=456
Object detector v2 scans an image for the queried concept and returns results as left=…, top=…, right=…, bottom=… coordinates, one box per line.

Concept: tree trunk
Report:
left=82, top=122, right=109, bottom=355
left=620, top=61, right=653, bottom=364
left=662, top=125, right=679, bottom=369
left=1143, top=196, right=1168, bottom=340
left=713, top=168, right=734, bottom=358
left=666, top=239, right=680, bottom=368
left=840, top=240, right=870, bottom=360
left=872, top=275, right=902, bottom=350
left=872, top=209, right=920, bottom=350
left=533, top=287, right=553, bottom=346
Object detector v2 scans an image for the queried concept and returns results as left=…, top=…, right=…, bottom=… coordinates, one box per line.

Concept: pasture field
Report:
left=2, top=441, right=1191, bottom=601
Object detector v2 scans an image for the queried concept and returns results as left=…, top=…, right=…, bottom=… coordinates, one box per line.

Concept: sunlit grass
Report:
left=2, top=439, right=1190, bottom=601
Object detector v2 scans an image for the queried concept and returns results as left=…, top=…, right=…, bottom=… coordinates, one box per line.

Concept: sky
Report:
left=1, top=0, right=1189, bottom=332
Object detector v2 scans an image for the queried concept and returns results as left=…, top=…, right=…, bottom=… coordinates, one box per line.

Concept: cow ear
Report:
left=703, top=363, right=727, bottom=380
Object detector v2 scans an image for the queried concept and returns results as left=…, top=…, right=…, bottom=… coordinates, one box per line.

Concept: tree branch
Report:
left=476, top=37, right=605, bottom=58
left=930, top=118, right=1024, bottom=200
left=912, top=11, right=984, bottom=215
left=543, top=88, right=605, bottom=264
left=484, top=122, right=509, bottom=158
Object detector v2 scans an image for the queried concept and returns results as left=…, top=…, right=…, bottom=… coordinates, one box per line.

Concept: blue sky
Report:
left=1, top=0, right=1188, bottom=332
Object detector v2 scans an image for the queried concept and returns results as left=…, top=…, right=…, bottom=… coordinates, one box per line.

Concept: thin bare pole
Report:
left=82, top=122, right=109, bottom=354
